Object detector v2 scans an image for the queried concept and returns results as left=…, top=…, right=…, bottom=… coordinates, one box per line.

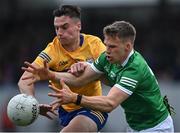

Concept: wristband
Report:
left=75, top=94, right=82, bottom=105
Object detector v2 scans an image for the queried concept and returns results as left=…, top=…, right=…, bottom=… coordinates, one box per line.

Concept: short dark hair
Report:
left=103, top=21, right=136, bottom=44
left=53, top=5, right=81, bottom=19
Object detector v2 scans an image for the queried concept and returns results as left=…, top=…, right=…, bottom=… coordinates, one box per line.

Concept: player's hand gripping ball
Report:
left=7, top=94, right=39, bottom=126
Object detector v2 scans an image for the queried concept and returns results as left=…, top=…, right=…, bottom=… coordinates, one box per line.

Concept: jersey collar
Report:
left=80, top=34, right=84, bottom=46
left=121, top=49, right=134, bottom=67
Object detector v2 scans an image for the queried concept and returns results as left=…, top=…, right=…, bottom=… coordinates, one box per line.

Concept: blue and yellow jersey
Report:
left=34, top=33, right=106, bottom=112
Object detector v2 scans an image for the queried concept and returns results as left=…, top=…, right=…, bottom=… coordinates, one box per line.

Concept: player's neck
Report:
left=63, top=37, right=80, bottom=52
left=120, top=49, right=134, bottom=66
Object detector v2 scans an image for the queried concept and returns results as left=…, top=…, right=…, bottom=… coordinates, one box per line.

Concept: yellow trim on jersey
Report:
left=91, top=110, right=105, bottom=124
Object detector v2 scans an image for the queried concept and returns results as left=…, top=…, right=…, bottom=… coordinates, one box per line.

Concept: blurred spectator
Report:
left=0, top=101, right=16, bottom=132
left=0, top=1, right=180, bottom=84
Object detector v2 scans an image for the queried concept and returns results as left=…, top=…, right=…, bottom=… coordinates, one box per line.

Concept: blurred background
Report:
left=0, top=0, right=180, bottom=132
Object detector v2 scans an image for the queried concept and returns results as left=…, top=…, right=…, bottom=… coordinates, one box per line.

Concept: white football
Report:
left=7, top=94, right=39, bottom=126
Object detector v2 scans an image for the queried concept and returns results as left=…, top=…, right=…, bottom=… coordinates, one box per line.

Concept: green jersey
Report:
left=91, top=50, right=169, bottom=131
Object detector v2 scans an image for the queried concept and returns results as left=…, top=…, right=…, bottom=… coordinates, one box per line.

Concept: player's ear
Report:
left=77, top=21, right=81, bottom=31
left=125, top=41, right=131, bottom=52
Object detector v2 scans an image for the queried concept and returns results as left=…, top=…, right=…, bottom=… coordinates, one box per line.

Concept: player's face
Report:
left=54, top=16, right=81, bottom=45
left=104, top=35, right=129, bottom=64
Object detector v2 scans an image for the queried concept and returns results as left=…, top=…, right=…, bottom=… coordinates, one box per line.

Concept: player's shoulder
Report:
left=46, top=36, right=59, bottom=48
left=94, top=51, right=108, bottom=68
left=127, top=51, right=148, bottom=72
left=133, top=51, right=147, bottom=66
left=97, top=52, right=107, bottom=62
left=82, top=33, right=102, bottom=42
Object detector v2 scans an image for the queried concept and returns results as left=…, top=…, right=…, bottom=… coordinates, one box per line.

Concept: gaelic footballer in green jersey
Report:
left=92, top=50, right=169, bottom=131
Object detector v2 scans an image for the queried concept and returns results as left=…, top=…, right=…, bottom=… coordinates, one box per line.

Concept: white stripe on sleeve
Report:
left=114, top=84, right=133, bottom=95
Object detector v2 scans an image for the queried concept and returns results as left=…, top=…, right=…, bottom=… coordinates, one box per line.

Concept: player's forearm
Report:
left=79, top=95, right=116, bottom=113
left=48, top=65, right=100, bottom=87
left=18, top=80, right=35, bottom=96
left=49, top=71, right=87, bottom=87
left=18, top=72, right=35, bottom=96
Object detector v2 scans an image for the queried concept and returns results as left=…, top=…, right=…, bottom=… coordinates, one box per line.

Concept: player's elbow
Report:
left=18, top=78, right=23, bottom=89
left=18, top=78, right=27, bottom=94
left=18, top=73, right=31, bottom=92
left=105, top=100, right=118, bottom=113
left=105, top=108, right=113, bottom=113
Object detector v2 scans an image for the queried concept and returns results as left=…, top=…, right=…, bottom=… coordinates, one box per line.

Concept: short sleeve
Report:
left=91, top=52, right=106, bottom=74
left=115, top=67, right=140, bottom=95
left=34, top=42, right=55, bottom=67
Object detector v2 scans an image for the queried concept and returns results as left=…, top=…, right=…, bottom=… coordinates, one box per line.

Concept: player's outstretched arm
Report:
left=19, top=61, right=58, bottom=119
left=54, top=63, right=101, bottom=87
left=21, top=61, right=53, bottom=85
left=18, top=62, right=41, bottom=96
left=48, top=79, right=129, bottom=112
left=22, top=60, right=101, bottom=87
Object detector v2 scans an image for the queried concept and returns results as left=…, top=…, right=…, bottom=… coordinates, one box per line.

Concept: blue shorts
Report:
left=58, top=107, right=108, bottom=131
